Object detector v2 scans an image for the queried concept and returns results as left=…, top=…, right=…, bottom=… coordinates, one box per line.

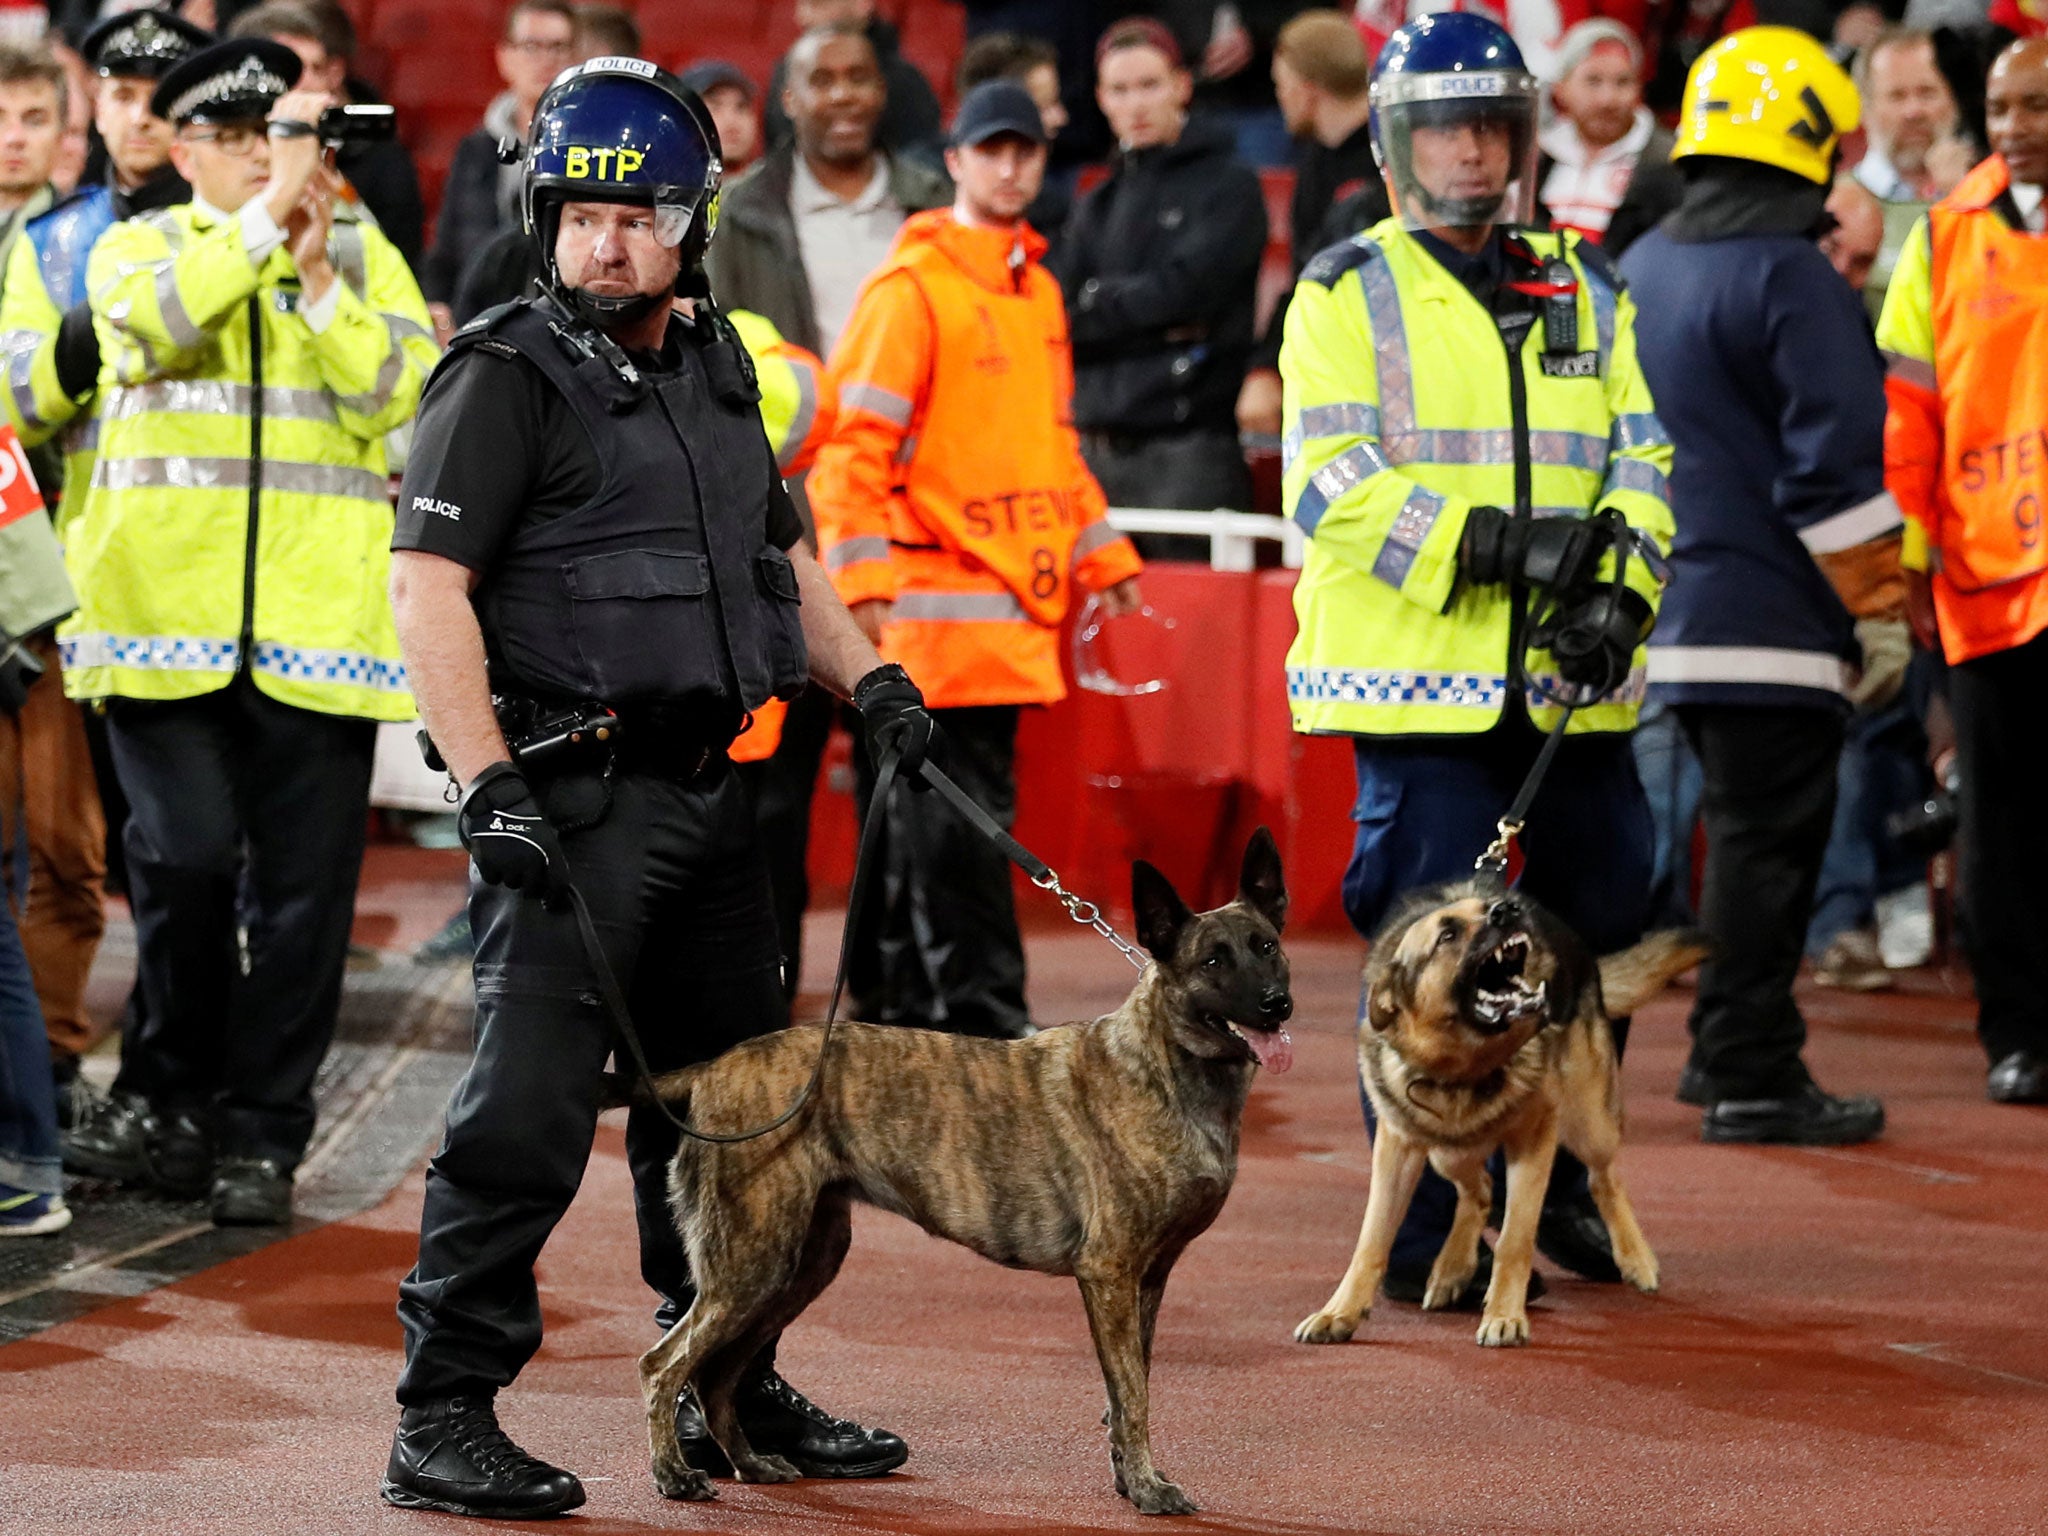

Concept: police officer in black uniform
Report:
left=380, top=59, right=934, bottom=1521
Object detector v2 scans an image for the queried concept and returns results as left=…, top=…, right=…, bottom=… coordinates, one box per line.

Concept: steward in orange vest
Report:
left=1876, top=37, right=2048, bottom=1104
left=810, top=82, right=1143, bottom=1039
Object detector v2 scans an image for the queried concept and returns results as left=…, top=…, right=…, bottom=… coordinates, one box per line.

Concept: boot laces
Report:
left=445, top=1404, right=547, bottom=1479
left=756, top=1372, right=854, bottom=1431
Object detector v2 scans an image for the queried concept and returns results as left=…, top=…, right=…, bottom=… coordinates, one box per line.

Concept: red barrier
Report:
left=806, top=563, right=1364, bottom=936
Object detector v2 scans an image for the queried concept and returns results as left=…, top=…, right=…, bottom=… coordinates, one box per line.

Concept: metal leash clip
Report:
left=1475, top=815, right=1523, bottom=879
left=1032, top=867, right=1150, bottom=972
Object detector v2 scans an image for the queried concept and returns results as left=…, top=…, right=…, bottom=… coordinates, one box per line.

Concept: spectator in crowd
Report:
left=1624, top=27, right=1893, bottom=1145
left=48, top=29, right=88, bottom=193
left=705, top=19, right=949, bottom=1003
left=0, top=14, right=206, bottom=1144
left=64, top=37, right=433, bottom=1225
left=1050, top=17, right=1267, bottom=539
left=956, top=30, right=1073, bottom=236
left=948, top=0, right=1112, bottom=163
left=1878, top=36, right=2048, bottom=1103
left=812, top=80, right=1144, bottom=1038
left=419, top=0, right=575, bottom=335
left=679, top=59, right=761, bottom=177
left=1854, top=28, right=1972, bottom=205
left=0, top=303, right=76, bottom=1240
left=0, top=37, right=62, bottom=238
left=1238, top=9, right=1385, bottom=446
left=228, top=0, right=426, bottom=268
left=1539, top=20, right=1673, bottom=242
left=1133, top=1, right=1310, bottom=167
left=765, top=0, right=944, bottom=162
left=571, top=1, right=637, bottom=59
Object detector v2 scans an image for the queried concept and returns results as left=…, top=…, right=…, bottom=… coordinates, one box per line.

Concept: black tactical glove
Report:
left=0, top=637, right=43, bottom=714
left=1461, top=506, right=1611, bottom=595
left=1540, top=586, right=1655, bottom=695
left=54, top=301, right=99, bottom=400
left=457, top=761, right=567, bottom=901
left=853, top=663, right=939, bottom=786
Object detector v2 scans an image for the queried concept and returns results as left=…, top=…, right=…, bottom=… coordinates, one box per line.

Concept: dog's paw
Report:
left=1475, top=1312, right=1530, bottom=1348
left=1422, top=1270, right=1477, bottom=1311
left=653, top=1463, right=718, bottom=1502
left=1293, top=1308, right=1361, bottom=1344
left=1126, top=1476, right=1199, bottom=1516
left=1620, top=1250, right=1660, bottom=1294
left=734, top=1454, right=801, bottom=1485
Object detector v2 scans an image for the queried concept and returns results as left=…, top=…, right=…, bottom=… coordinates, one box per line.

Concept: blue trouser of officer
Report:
left=1343, top=726, right=1653, bottom=1276
left=104, top=677, right=375, bottom=1165
left=396, top=759, right=788, bottom=1405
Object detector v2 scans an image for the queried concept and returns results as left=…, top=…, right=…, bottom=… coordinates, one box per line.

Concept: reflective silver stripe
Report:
left=824, top=535, right=890, bottom=571
left=1370, top=484, right=1448, bottom=589
left=7, top=340, right=46, bottom=431
left=778, top=360, right=819, bottom=472
left=1647, top=645, right=1851, bottom=694
left=92, top=454, right=386, bottom=502
left=387, top=314, right=435, bottom=348
left=1383, top=426, right=1606, bottom=473
left=153, top=260, right=203, bottom=350
left=1292, top=439, right=1392, bottom=533
left=1799, top=491, right=1903, bottom=554
left=1288, top=666, right=1506, bottom=707
left=842, top=381, right=914, bottom=427
left=1882, top=350, right=1936, bottom=391
left=1070, top=520, right=1125, bottom=566
left=1610, top=412, right=1668, bottom=452
left=892, top=591, right=1030, bottom=622
left=64, top=414, right=98, bottom=454
left=1354, top=246, right=1414, bottom=435
left=333, top=223, right=367, bottom=299
left=104, top=380, right=338, bottom=424
left=61, top=631, right=239, bottom=674
left=338, top=342, right=407, bottom=417
left=1585, top=260, right=1617, bottom=369
left=1602, top=456, right=1669, bottom=502
left=892, top=433, right=919, bottom=466
left=1296, top=402, right=1382, bottom=441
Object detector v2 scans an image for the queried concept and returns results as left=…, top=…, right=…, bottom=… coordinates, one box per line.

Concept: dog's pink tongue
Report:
left=1249, top=1028, right=1294, bottom=1074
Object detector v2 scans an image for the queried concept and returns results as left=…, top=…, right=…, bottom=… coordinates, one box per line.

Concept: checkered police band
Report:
left=168, top=55, right=291, bottom=125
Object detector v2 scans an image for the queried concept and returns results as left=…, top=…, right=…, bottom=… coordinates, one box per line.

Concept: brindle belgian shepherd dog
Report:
left=630, top=830, right=1294, bottom=1516
left=1294, top=881, right=1705, bottom=1349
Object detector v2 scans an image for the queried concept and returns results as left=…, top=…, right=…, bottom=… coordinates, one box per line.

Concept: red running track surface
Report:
left=4, top=928, right=2046, bottom=1535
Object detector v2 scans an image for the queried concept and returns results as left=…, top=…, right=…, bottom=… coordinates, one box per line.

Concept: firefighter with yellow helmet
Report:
left=1620, top=27, right=1898, bottom=1146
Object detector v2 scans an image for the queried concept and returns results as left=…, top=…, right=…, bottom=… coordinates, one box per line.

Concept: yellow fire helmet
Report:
left=1672, top=25, right=1861, bottom=185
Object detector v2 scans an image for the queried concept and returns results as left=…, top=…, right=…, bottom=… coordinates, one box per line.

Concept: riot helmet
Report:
left=1370, top=12, right=1540, bottom=232
left=520, top=56, right=723, bottom=327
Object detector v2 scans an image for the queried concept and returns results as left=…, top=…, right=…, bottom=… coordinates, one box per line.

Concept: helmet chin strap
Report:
left=562, top=284, right=672, bottom=330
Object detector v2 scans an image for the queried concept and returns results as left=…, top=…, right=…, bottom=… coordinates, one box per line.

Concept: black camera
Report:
left=317, top=104, right=396, bottom=147
left=1885, top=763, right=1961, bottom=861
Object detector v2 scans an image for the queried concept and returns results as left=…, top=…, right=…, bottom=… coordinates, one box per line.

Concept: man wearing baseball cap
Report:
left=809, top=80, right=1143, bottom=1039
left=58, top=33, right=434, bottom=1227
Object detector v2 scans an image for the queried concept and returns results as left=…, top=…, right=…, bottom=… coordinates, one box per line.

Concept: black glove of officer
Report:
left=458, top=761, right=568, bottom=901
left=0, top=636, right=43, bottom=714
left=54, top=301, right=99, bottom=400
left=1462, top=506, right=1611, bottom=594
left=852, top=663, right=940, bottom=786
left=1540, top=586, right=1655, bottom=695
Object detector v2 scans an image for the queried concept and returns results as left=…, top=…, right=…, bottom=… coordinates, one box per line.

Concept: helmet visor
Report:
left=1373, top=69, right=1540, bottom=231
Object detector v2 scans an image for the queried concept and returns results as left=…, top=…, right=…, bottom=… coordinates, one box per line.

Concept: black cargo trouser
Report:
left=396, top=759, right=788, bottom=1405
left=103, top=678, right=375, bottom=1165
left=1676, top=704, right=1845, bottom=1099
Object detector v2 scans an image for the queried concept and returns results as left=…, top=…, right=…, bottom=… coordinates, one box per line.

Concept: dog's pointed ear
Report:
left=1132, top=860, right=1193, bottom=962
left=1238, top=826, right=1288, bottom=933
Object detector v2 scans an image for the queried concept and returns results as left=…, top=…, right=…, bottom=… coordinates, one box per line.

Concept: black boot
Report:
left=676, top=1369, right=908, bottom=1479
left=381, top=1397, right=585, bottom=1520
left=143, top=1107, right=214, bottom=1198
left=61, top=1087, right=151, bottom=1182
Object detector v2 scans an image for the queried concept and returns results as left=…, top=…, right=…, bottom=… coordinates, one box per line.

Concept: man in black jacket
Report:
left=1050, top=17, right=1266, bottom=546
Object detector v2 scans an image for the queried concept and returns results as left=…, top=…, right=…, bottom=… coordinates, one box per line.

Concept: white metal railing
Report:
left=1105, top=507, right=1304, bottom=572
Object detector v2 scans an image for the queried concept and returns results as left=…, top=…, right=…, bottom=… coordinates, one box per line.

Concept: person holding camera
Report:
left=59, top=37, right=434, bottom=1228
left=382, top=60, right=925, bottom=1520
left=1283, top=14, right=1673, bottom=1302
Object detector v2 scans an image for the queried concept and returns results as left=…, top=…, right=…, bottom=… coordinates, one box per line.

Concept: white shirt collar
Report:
left=2012, top=179, right=2046, bottom=232
left=791, top=152, right=892, bottom=216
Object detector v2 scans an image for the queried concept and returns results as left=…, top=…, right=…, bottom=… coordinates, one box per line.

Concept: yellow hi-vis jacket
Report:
left=1282, top=221, right=1674, bottom=737
left=61, top=201, right=436, bottom=720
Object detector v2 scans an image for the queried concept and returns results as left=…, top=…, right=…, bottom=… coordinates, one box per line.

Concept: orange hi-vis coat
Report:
left=809, top=210, right=1142, bottom=709
left=1877, top=156, right=2048, bottom=664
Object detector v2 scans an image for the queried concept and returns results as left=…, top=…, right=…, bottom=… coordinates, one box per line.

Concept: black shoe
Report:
left=210, top=1157, right=293, bottom=1226
left=61, top=1087, right=151, bottom=1182
left=1702, top=1083, right=1885, bottom=1145
left=142, top=1108, right=213, bottom=1198
left=1536, top=1200, right=1622, bottom=1283
left=1675, top=1062, right=1711, bottom=1107
left=381, top=1397, right=585, bottom=1520
left=677, top=1370, right=908, bottom=1479
left=1381, top=1241, right=1546, bottom=1310
left=1987, top=1052, right=2048, bottom=1105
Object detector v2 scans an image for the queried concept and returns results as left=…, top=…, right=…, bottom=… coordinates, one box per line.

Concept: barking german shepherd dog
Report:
left=1295, top=881, right=1705, bottom=1349
left=633, top=830, right=1294, bottom=1516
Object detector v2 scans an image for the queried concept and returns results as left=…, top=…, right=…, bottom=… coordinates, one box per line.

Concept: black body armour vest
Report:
left=448, top=296, right=809, bottom=719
